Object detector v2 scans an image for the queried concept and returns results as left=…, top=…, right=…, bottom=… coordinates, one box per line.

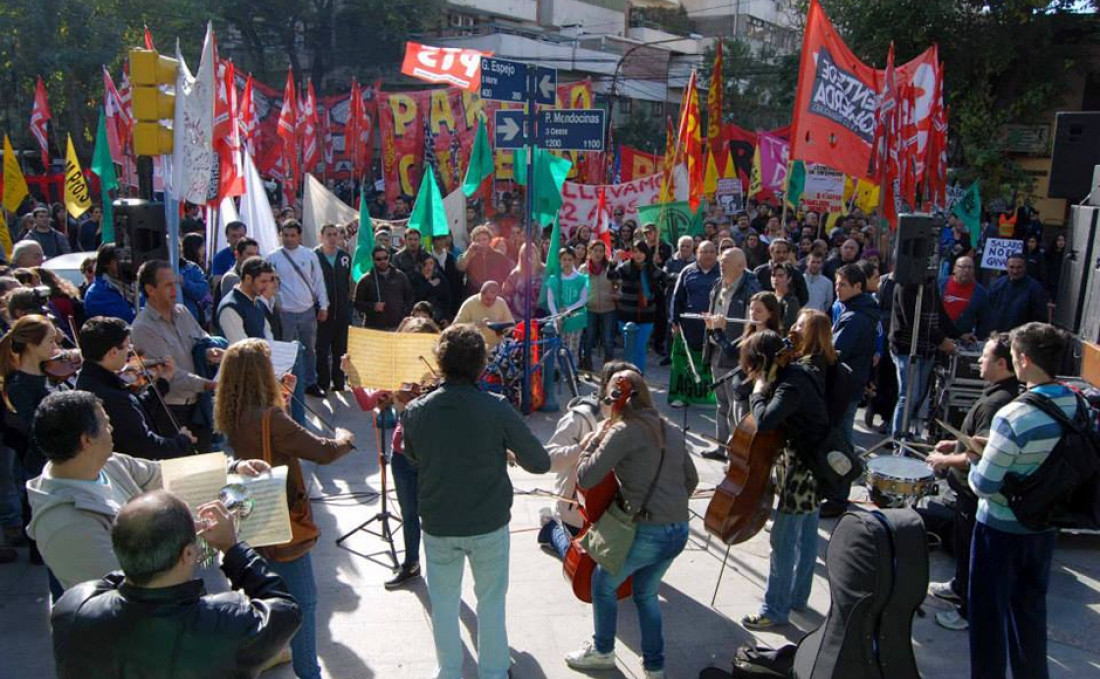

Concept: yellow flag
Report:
left=703, top=149, right=719, bottom=196
left=2, top=136, right=29, bottom=213
left=854, top=179, right=880, bottom=214
left=64, top=135, right=91, bottom=219
left=722, top=150, right=736, bottom=180
left=0, top=212, right=13, bottom=260
left=749, top=144, right=762, bottom=198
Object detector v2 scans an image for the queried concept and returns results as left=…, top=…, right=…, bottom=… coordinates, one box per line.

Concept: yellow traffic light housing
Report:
left=129, top=48, right=178, bottom=156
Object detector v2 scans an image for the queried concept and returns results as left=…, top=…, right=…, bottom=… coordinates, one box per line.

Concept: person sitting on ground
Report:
left=50, top=490, right=301, bottom=679
left=26, top=390, right=268, bottom=591
left=453, top=280, right=515, bottom=350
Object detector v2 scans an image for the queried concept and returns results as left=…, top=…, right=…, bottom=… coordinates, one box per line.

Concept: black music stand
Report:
left=335, top=406, right=403, bottom=571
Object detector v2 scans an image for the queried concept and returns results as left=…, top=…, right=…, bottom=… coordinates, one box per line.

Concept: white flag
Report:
left=171, top=23, right=216, bottom=205
left=302, top=174, right=356, bottom=248
left=239, top=150, right=280, bottom=257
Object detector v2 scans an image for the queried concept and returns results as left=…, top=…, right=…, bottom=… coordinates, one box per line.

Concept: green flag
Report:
left=538, top=216, right=563, bottom=308
left=952, top=182, right=981, bottom=245
left=409, top=166, right=448, bottom=239
left=90, top=107, right=118, bottom=243
left=514, top=147, right=572, bottom=227
left=462, top=119, right=494, bottom=197
left=637, top=201, right=705, bottom=242
left=351, top=191, right=375, bottom=280
left=786, top=160, right=806, bottom=209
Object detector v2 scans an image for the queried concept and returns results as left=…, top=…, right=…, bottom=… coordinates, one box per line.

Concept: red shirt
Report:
left=942, top=278, right=975, bottom=321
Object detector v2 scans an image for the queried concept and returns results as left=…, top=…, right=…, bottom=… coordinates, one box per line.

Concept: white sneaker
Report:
left=929, top=580, right=962, bottom=604
left=935, top=609, right=969, bottom=631
left=644, top=670, right=666, bottom=678
left=565, top=640, right=616, bottom=670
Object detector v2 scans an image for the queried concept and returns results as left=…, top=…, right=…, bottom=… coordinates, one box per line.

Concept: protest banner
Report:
left=401, top=42, right=490, bottom=91
left=758, top=132, right=790, bottom=192
left=667, top=333, right=715, bottom=405
left=980, top=238, right=1024, bottom=271
left=716, top=177, right=743, bottom=214
left=799, top=163, right=845, bottom=213
left=557, top=171, right=665, bottom=234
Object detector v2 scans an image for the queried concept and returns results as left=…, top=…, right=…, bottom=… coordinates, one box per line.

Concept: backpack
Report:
left=1000, top=390, right=1100, bottom=531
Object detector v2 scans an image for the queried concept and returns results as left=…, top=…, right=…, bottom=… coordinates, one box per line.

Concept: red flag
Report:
left=321, top=104, right=334, bottom=169
left=706, top=41, right=724, bottom=149
left=868, top=44, right=897, bottom=183
left=30, top=77, right=51, bottom=167
left=103, top=66, right=132, bottom=163
left=276, top=70, right=298, bottom=198
left=143, top=25, right=155, bottom=50
left=595, top=186, right=612, bottom=252
left=674, top=70, right=703, bottom=210
left=925, top=65, right=947, bottom=210
left=300, top=80, right=321, bottom=174
left=239, top=75, right=257, bottom=156
left=345, top=80, right=362, bottom=173
left=214, top=58, right=244, bottom=201
left=899, top=81, right=919, bottom=208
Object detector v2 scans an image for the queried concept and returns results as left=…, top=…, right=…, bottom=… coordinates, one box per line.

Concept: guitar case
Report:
left=792, top=508, right=927, bottom=679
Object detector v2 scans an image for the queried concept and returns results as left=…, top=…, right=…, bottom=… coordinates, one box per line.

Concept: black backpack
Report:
left=1000, top=390, right=1100, bottom=531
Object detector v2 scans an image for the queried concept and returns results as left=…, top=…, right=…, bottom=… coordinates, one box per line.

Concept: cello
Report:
left=704, top=334, right=799, bottom=545
left=562, top=374, right=635, bottom=603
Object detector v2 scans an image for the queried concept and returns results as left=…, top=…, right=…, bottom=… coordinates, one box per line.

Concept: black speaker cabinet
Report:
left=1054, top=205, right=1100, bottom=336
left=1049, top=112, right=1100, bottom=200
left=113, top=198, right=168, bottom=272
left=893, top=213, right=937, bottom=286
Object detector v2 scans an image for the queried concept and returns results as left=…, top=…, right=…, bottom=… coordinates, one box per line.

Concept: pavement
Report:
left=2, top=357, right=1100, bottom=678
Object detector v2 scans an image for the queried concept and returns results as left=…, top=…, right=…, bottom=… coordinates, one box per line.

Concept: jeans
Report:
left=267, top=552, right=321, bottom=679
left=315, top=316, right=349, bottom=391
left=969, top=522, right=1056, bottom=679
left=951, top=484, right=978, bottom=619
left=584, top=311, right=616, bottom=363
left=619, top=321, right=654, bottom=375
left=713, top=365, right=735, bottom=452
left=289, top=342, right=307, bottom=426
left=423, top=525, right=511, bottom=679
left=0, top=445, right=21, bottom=528
left=592, top=521, right=689, bottom=672
left=761, top=511, right=820, bottom=623
left=536, top=519, right=577, bottom=559
left=828, top=398, right=861, bottom=503
left=891, top=353, right=934, bottom=438
left=391, top=453, right=421, bottom=568
left=281, top=309, right=319, bottom=388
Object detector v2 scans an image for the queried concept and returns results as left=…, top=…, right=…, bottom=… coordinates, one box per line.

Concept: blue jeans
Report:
left=391, top=453, right=421, bottom=568
left=288, top=342, right=307, bottom=425
left=761, top=511, right=820, bottom=623
left=423, top=524, right=511, bottom=679
left=968, top=522, right=1056, bottom=679
left=281, top=309, right=319, bottom=388
left=891, top=353, right=934, bottom=438
left=618, top=321, right=654, bottom=375
left=584, top=311, right=616, bottom=363
left=537, top=518, right=576, bottom=559
left=267, top=552, right=321, bottom=679
left=592, top=521, right=689, bottom=672
left=0, top=445, right=21, bottom=528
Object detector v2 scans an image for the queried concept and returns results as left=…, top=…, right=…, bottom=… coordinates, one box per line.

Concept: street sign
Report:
left=480, top=57, right=528, bottom=103
left=494, top=109, right=528, bottom=149
left=537, top=109, right=606, bottom=152
left=532, top=66, right=557, bottom=106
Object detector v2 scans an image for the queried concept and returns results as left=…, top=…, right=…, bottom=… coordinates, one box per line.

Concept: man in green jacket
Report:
left=403, top=324, right=551, bottom=679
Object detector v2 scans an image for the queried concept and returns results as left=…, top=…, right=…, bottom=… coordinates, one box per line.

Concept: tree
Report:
left=806, top=0, right=1100, bottom=205
left=700, top=38, right=799, bottom=133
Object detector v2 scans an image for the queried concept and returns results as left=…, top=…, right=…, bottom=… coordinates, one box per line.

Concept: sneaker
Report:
left=935, top=609, right=969, bottom=631
left=304, top=385, right=327, bottom=398
left=384, top=563, right=421, bottom=590
left=741, top=612, right=787, bottom=630
left=701, top=449, right=727, bottom=462
left=929, top=580, right=963, bottom=604
left=565, top=640, right=616, bottom=670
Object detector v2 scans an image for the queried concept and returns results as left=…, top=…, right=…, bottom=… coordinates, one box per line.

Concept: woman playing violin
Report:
left=565, top=369, right=698, bottom=678
left=737, top=315, right=833, bottom=630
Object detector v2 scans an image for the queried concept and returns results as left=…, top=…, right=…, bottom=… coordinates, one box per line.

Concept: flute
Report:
left=678, top=313, right=761, bottom=324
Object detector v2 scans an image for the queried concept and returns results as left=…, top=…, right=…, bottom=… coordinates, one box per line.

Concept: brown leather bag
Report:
left=259, top=408, right=319, bottom=562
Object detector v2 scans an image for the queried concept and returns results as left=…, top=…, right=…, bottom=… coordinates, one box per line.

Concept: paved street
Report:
left=3, top=361, right=1099, bottom=678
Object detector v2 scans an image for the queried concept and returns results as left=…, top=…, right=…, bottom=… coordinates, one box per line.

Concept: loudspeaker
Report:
left=893, top=213, right=937, bottom=286
left=1049, top=112, right=1100, bottom=200
left=113, top=199, right=168, bottom=276
left=1054, top=205, right=1100, bottom=335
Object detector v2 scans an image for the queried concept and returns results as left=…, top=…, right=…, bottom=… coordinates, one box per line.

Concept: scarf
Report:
left=587, top=258, right=606, bottom=276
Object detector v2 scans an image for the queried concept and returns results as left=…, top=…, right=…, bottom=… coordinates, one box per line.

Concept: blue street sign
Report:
left=537, top=109, right=606, bottom=152
left=494, top=110, right=527, bottom=149
left=532, top=66, right=557, bottom=106
left=480, top=57, right=528, bottom=103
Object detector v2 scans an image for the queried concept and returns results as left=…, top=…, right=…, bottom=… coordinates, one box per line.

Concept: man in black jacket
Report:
left=314, top=224, right=352, bottom=391
left=753, top=238, right=809, bottom=307
left=355, top=247, right=414, bottom=330
left=51, top=490, right=301, bottom=679
left=75, top=317, right=194, bottom=460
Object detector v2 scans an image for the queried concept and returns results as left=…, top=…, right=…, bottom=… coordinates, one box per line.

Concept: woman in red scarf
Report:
left=579, top=240, right=618, bottom=370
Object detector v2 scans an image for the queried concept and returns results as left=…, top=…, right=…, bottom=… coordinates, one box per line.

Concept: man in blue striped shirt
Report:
left=967, top=322, right=1070, bottom=679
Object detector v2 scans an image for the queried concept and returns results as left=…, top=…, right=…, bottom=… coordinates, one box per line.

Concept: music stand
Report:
left=335, top=406, right=403, bottom=571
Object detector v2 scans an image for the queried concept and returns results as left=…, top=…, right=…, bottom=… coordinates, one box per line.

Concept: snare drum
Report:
left=866, top=456, right=936, bottom=503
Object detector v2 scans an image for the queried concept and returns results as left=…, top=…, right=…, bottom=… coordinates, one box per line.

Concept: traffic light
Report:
left=129, top=48, right=178, bottom=156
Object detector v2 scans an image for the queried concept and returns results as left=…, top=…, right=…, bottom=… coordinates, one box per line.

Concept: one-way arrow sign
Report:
left=494, top=110, right=527, bottom=149
left=533, top=66, right=557, bottom=106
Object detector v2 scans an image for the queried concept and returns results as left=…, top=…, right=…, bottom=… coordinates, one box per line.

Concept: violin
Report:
left=563, top=374, right=635, bottom=603
left=117, top=358, right=168, bottom=391
left=704, top=340, right=801, bottom=545
left=43, top=351, right=82, bottom=383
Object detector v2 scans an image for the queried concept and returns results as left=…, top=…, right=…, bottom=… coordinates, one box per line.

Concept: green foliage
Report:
left=630, top=6, right=694, bottom=36
left=615, top=111, right=664, bottom=155
left=700, top=38, right=798, bottom=132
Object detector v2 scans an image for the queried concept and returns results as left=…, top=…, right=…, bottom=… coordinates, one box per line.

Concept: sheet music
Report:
left=266, top=340, right=299, bottom=377
left=161, top=452, right=228, bottom=512
left=228, top=466, right=293, bottom=548
left=346, top=327, right=440, bottom=390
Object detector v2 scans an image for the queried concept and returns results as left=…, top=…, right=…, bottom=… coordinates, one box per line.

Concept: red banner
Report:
left=619, top=146, right=660, bottom=182
left=401, top=42, right=490, bottom=92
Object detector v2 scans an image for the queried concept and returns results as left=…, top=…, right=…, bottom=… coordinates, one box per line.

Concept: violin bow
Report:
left=132, top=353, right=185, bottom=434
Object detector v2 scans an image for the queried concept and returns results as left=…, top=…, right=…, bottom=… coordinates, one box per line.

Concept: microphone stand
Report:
left=335, top=403, right=401, bottom=571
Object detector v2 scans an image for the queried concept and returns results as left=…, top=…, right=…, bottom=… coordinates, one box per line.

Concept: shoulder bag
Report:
left=280, top=249, right=321, bottom=313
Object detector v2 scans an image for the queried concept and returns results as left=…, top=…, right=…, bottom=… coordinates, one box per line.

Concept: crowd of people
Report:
left=0, top=189, right=1080, bottom=679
